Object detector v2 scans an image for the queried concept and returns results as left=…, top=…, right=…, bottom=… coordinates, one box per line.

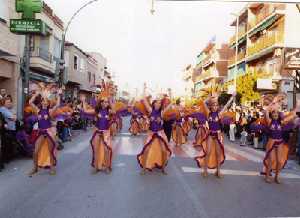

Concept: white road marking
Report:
left=181, top=166, right=300, bottom=179
left=226, top=145, right=263, bottom=163
left=65, top=141, right=89, bottom=154
left=181, top=143, right=237, bottom=160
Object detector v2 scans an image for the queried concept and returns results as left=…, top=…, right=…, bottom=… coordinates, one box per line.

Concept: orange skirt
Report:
left=137, top=130, right=172, bottom=170
left=116, top=117, right=123, bottom=132
left=195, top=132, right=225, bottom=169
left=193, top=126, right=208, bottom=147
left=172, top=124, right=187, bottom=145
left=263, top=139, right=289, bottom=172
left=182, top=120, right=192, bottom=135
left=110, top=121, right=118, bottom=137
left=140, top=118, right=149, bottom=132
left=90, top=129, right=113, bottom=170
left=129, top=119, right=140, bottom=135
left=34, top=127, right=57, bottom=169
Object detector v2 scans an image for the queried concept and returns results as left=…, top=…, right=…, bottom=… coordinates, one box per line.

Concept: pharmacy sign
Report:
left=10, top=0, right=45, bottom=34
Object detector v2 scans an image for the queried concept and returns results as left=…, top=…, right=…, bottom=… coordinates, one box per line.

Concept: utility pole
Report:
left=20, top=34, right=32, bottom=119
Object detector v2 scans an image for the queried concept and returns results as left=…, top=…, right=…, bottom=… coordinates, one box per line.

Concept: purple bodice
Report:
left=208, top=112, right=221, bottom=132
left=149, top=110, right=163, bottom=132
left=90, top=98, right=97, bottom=108
left=269, top=120, right=283, bottom=140
left=175, top=118, right=183, bottom=125
left=38, top=109, right=52, bottom=130
left=95, top=109, right=110, bottom=130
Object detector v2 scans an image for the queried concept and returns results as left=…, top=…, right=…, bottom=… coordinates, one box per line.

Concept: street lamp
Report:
left=59, top=0, right=100, bottom=87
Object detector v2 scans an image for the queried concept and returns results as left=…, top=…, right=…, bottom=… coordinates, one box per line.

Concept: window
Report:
left=74, top=55, right=78, bottom=70
left=0, top=1, right=9, bottom=22
left=93, top=74, right=96, bottom=85
left=80, top=59, right=85, bottom=71
left=88, top=72, right=91, bottom=83
left=53, top=37, right=62, bottom=60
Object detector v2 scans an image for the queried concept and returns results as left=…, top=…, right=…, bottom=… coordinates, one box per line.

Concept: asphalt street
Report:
left=1, top=117, right=300, bottom=218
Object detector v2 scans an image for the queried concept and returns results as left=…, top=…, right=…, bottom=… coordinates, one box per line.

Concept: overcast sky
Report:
left=44, top=0, right=245, bottom=96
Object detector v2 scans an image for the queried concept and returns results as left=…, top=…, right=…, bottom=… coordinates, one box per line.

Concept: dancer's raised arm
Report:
left=81, top=96, right=95, bottom=114
left=282, top=99, right=300, bottom=125
left=29, top=91, right=40, bottom=113
left=220, top=94, right=234, bottom=116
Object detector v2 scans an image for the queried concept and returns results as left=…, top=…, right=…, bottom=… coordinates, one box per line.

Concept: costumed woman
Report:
left=28, top=83, right=62, bottom=176
left=82, top=96, right=115, bottom=174
left=263, top=96, right=300, bottom=184
left=189, top=102, right=208, bottom=148
left=129, top=106, right=142, bottom=136
left=194, top=93, right=235, bottom=178
left=137, top=98, right=172, bottom=175
left=171, top=99, right=187, bottom=146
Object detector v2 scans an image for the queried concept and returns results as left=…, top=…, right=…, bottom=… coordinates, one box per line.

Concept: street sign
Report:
left=10, top=19, right=46, bottom=35
left=16, top=0, right=43, bottom=19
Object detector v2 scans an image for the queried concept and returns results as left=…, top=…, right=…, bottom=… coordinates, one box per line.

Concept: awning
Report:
left=29, top=71, right=56, bottom=83
left=248, top=13, right=281, bottom=38
left=230, top=35, right=247, bottom=48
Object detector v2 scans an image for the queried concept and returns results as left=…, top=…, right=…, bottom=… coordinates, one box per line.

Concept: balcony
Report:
left=195, top=68, right=218, bottom=82
left=228, top=51, right=246, bottom=66
left=229, top=25, right=247, bottom=46
left=246, top=30, right=284, bottom=58
left=248, top=5, right=285, bottom=33
left=30, top=47, right=55, bottom=74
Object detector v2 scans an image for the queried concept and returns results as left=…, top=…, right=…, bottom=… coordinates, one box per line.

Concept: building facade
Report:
left=193, top=39, right=232, bottom=97
left=64, top=43, right=105, bottom=101
left=0, top=0, right=23, bottom=108
left=227, top=3, right=300, bottom=106
left=182, top=64, right=194, bottom=98
left=28, top=2, right=64, bottom=88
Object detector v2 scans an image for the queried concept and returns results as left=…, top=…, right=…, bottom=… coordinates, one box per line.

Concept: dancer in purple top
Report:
left=263, top=97, right=300, bottom=184
left=28, top=84, right=62, bottom=176
left=195, top=93, right=235, bottom=178
left=82, top=96, right=115, bottom=174
left=137, top=98, right=173, bottom=175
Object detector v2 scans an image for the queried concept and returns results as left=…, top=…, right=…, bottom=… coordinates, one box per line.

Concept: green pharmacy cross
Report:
left=16, top=0, right=43, bottom=19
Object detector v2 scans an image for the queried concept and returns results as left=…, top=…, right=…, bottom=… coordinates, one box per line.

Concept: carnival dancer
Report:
left=82, top=96, right=115, bottom=174
left=140, top=115, right=150, bottom=132
left=263, top=97, right=300, bottom=184
left=171, top=100, right=187, bottom=146
left=28, top=84, right=62, bottom=177
left=182, top=116, right=192, bottom=137
left=190, top=103, right=209, bottom=148
left=129, top=108, right=141, bottom=136
left=195, top=93, right=235, bottom=178
left=109, top=113, right=118, bottom=137
left=137, top=98, right=172, bottom=175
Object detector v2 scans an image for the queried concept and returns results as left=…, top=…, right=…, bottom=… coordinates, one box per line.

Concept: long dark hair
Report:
left=151, top=100, right=162, bottom=112
left=95, top=99, right=111, bottom=114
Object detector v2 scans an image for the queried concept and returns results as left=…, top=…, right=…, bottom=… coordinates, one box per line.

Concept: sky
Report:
left=44, top=0, right=245, bottom=96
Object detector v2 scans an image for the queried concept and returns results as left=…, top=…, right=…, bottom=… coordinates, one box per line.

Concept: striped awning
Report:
left=248, top=14, right=281, bottom=38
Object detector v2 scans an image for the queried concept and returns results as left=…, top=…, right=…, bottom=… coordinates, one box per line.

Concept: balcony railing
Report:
left=229, top=25, right=247, bottom=45
left=228, top=51, right=246, bottom=66
left=31, top=47, right=53, bottom=63
left=247, top=31, right=284, bottom=57
left=195, top=68, right=217, bottom=82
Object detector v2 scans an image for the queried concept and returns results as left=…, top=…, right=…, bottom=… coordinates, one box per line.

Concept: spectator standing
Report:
left=0, top=97, right=17, bottom=163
